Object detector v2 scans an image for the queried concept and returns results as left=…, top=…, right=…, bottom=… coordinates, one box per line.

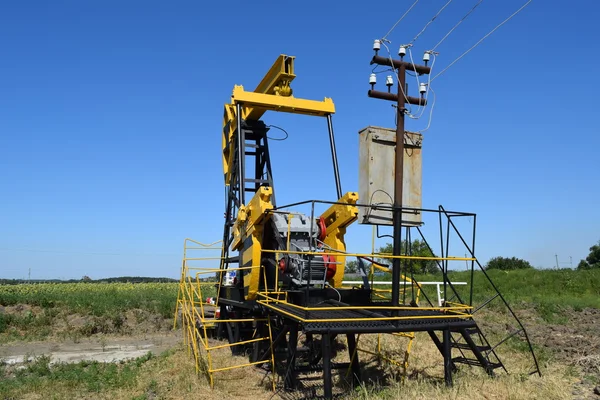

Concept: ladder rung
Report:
left=293, top=362, right=351, bottom=373
left=451, top=342, right=491, bottom=352
left=244, top=178, right=270, bottom=183
left=452, top=357, right=502, bottom=369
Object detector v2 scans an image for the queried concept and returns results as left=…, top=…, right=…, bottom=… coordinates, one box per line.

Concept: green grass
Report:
left=0, top=352, right=156, bottom=399
left=0, top=282, right=190, bottom=342
left=366, top=268, right=600, bottom=322
left=443, top=269, right=600, bottom=321
left=449, top=268, right=600, bottom=306
left=0, top=282, right=180, bottom=318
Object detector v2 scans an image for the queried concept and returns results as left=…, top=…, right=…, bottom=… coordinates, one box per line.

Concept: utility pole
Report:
left=368, top=42, right=431, bottom=308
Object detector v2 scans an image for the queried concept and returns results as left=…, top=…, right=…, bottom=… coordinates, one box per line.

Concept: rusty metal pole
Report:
left=391, top=64, right=406, bottom=309
left=368, top=55, right=430, bottom=310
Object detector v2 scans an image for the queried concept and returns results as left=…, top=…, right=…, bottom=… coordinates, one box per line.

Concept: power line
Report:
left=409, top=0, right=454, bottom=45
left=409, top=50, right=436, bottom=121
left=431, top=0, right=484, bottom=51
left=381, top=41, right=414, bottom=116
left=381, top=0, right=420, bottom=41
left=432, top=0, right=533, bottom=82
left=418, top=85, right=436, bottom=133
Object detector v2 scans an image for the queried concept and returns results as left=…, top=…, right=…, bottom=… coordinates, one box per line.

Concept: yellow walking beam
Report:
left=222, top=54, right=335, bottom=180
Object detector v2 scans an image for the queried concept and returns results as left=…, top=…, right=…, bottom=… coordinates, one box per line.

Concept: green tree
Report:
left=377, top=240, right=438, bottom=274
left=485, top=256, right=533, bottom=271
left=577, top=240, right=600, bottom=270
left=345, top=260, right=358, bottom=274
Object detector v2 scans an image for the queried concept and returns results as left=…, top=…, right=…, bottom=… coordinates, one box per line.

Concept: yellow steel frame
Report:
left=222, top=54, right=335, bottom=183
left=320, top=192, right=359, bottom=287
left=176, top=236, right=476, bottom=389
left=175, top=239, right=276, bottom=390
left=231, top=187, right=274, bottom=300
left=220, top=55, right=345, bottom=303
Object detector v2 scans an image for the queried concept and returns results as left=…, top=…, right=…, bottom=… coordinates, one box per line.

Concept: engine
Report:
left=271, top=213, right=336, bottom=287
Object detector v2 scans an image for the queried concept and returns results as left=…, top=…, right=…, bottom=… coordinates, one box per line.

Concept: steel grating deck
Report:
left=266, top=302, right=476, bottom=333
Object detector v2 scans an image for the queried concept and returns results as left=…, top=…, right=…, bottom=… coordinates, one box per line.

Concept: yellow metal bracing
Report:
left=232, top=85, right=335, bottom=116
left=244, top=54, right=296, bottom=120
left=222, top=54, right=335, bottom=184
left=175, top=239, right=277, bottom=390
left=229, top=187, right=274, bottom=300
left=176, top=236, right=480, bottom=390
left=320, top=192, right=359, bottom=287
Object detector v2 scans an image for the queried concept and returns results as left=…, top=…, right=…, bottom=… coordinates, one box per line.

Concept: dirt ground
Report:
left=1, top=306, right=599, bottom=399
left=0, top=331, right=179, bottom=366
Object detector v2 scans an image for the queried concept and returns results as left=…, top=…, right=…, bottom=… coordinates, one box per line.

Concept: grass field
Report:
left=0, top=282, right=180, bottom=342
left=0, top=269, right=599, bottom=399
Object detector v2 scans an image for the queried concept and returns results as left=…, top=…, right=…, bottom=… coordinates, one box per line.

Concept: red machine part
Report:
left=322, top=254, right=337, bottom=280
left=317, top=216, right=327, bottom=246
left=278, top=257, right=287, bottom=273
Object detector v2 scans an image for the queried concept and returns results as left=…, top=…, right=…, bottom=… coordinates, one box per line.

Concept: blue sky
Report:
left=1, top=1, right=598, bottom=279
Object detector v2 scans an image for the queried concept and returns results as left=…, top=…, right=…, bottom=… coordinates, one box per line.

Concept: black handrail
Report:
left=438, top=205, right=541, bottom=377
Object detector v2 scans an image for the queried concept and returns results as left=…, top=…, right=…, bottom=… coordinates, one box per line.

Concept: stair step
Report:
left=452, top=357, right=502, bottom=370
left=293, top=362, right=351, bottom=374
left=451, top=342, right=491, bottom=352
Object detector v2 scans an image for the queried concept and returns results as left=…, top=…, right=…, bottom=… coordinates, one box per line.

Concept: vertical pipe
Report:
left=326, top=115, right=343, bottom=200
left=285, top=324, right=298, bottom=390
left=236, top=103, right=245, bottom=205
left=392, top=63, right=407, bottom=309
left=322, top=333, right=333, bottom=399
left=255, top=135, right=261, bottom=192
left=346, top=333, right=361, bottom=387
left=443, top=328, right=453, bottom=386
left=262, top=133, right=276, bottom=206
left=444, top=215, right=450, bottom=306
left=306, top=201, right=315, bottom=310
left=470, top=214, right=476, bottom=306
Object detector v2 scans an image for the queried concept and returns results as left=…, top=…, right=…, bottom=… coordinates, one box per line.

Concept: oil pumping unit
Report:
left=175, top=48, right=540, bottom=398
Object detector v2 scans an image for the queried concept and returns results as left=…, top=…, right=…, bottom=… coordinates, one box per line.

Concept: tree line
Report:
left=344, top=238, right=600, bottom=273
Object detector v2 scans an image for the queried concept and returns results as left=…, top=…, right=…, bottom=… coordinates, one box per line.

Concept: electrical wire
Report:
left=266, top=125, right=289, bottom=141
left=381, top=0, right=420, bottom=41
left=407, top=48, right=423, bottom=119
left=363, top=189, right=394, bottom=223
left=409, top=0, right=454, bottom=45
left=381, top=41, right=414, bottom=117
left=418, top=85, right=436, bottom=133
left=407, top=47, right=421, bottom=104
left=431, top=0, right=484, bottom=51
left=371, top=64, right=394, bottom=75
left=431, top=0, right=532, bottom=82
left=410, top=51, right=436, bottom=121
left=325, top=282, right=342, bottom=302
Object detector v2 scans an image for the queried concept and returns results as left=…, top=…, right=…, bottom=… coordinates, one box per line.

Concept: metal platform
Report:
left=261, top=300, right=476, bottom=334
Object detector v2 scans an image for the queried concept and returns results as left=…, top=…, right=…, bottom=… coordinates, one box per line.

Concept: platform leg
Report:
left=322, top=332, right=333, bottom=399
left=285, top=323, right=298, bottom=390
left=443, top=329, right=453, bottom=387
left=346, top=333, right=361, bottom=387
